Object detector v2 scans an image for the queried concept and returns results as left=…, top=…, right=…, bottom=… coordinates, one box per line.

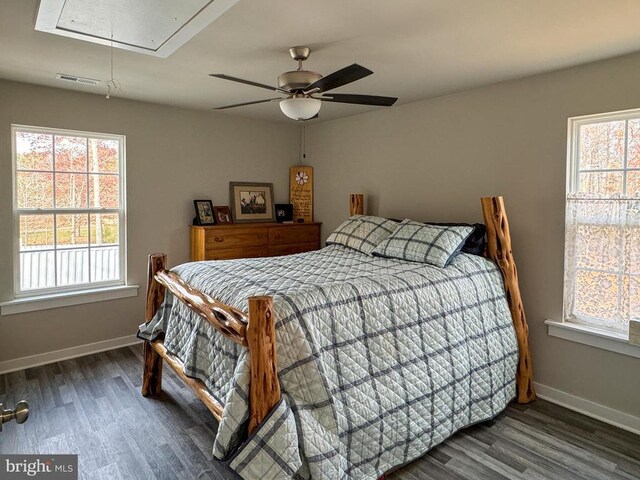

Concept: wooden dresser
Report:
left=190, top=222, right=322, bottom=261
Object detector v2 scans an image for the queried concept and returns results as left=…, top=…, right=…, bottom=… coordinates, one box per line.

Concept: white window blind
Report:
left=12, top=125, right=126, bottom=296
left=564, top=110, right=640, bottom=333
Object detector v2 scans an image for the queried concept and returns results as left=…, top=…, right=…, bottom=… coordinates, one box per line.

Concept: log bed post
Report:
left=142, top=253, right=167, bottom=397
left=350, top=193, right=364, bottom=216
left=481, top=196, right=536, bottom=403
left=247, top=296, right=281, bottom=433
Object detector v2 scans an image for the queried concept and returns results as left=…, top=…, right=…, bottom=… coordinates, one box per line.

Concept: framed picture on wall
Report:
left=193, top=200, right=216, bottom=225
left=229, top=182, right=275, bottom=223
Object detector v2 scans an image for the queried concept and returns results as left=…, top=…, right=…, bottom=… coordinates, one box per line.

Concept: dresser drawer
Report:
left=268, top=242, right=319, bottom=257
left=205, top=245, right=268, bottom=260
left=269, top=225, right=320, bottom=245
left=205, top=228, right=268, bottom=250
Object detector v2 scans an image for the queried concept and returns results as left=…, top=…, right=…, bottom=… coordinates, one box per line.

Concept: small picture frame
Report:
left=229, top=182, right=275, bottom=223
left=213, top=206, right=233, bottom=224
left=193, top=200, right=215, bottom=226
left=275, top=204, right=294, bottom=223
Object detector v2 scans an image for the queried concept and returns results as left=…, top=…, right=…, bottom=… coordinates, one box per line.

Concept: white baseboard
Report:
left=0, top=334, right=142, bottom=375
left=534, top=382, right=640, bottom=436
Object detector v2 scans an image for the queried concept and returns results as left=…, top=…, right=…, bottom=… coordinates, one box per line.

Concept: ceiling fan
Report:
left=210, top=46, right=398, bottom=120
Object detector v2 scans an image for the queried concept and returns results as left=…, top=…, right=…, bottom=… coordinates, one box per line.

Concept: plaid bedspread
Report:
left=138, top=245, right=518, bottom=480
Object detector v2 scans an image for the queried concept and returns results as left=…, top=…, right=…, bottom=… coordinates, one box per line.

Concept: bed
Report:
left=137, top=195, right=535, bottom=480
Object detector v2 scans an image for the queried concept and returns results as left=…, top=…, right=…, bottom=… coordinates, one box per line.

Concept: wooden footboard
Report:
left=141, top=253, right=281, bottom=433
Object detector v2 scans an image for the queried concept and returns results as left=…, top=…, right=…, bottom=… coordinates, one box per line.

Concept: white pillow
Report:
left=372, top=219, right=473, bottom=267
left=326, top=215, right=398, bottom=254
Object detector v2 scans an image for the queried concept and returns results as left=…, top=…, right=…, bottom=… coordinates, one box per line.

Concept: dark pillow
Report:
left=386, top=219, right=486, bottom=256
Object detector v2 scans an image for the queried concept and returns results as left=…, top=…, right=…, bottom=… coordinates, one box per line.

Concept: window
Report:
left=12, top=125, right=126, bottom=296
left=564, top=109, right=640, bottom=334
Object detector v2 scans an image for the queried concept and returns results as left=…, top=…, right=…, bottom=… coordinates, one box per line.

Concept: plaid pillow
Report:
left=326, top=215, right=397, bottom=254
left=372, top=219, right=473, bottom=267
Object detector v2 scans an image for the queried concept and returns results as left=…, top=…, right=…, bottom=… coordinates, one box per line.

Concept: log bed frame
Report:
left=141, top=195, right=535, bottom=437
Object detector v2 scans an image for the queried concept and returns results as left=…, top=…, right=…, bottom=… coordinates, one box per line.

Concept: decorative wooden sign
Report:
left=289, top=166, right=313, bottom=223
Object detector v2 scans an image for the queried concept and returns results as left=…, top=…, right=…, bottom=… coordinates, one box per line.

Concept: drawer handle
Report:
left=275, top=234, right=280, bottom=239
left=214, top=237, right=224, bottom=242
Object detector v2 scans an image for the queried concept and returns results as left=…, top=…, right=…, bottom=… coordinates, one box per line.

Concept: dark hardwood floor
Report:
left=1, top=345, right=639, bottom=479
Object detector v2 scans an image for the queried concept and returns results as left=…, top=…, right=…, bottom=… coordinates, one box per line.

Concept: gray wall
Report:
left=306, top=52, right=640, bottom=417
left=0, top=79, right=298, bottom=362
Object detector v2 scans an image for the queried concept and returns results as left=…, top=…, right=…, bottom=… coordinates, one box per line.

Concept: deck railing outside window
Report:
left=19, top=246, right=120, bottom=291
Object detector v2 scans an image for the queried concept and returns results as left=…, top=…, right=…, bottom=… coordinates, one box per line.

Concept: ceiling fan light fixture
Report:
left=279, top=97, right=321, bottom=120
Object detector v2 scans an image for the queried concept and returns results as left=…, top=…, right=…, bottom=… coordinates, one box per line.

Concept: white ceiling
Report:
left=2, top=0, right=640, bottom=123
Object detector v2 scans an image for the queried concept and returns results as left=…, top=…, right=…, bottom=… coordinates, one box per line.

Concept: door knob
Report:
left=0, top=401, right=29, bottom=432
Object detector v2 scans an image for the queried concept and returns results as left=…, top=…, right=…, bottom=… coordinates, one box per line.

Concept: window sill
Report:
left=0, top=285, right=139, bottom=316
left=545, top=319, right=640, bottom=359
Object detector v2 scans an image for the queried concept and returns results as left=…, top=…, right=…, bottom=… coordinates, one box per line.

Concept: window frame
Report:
left=565, top=107, right=640, bottom=332
left=567, top=108, right=640, bottom=197
left=11, top=124, right=128, bottom=298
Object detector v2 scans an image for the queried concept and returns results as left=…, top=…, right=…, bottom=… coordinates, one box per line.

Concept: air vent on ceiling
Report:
left=56, top=73, right=100, bottom=86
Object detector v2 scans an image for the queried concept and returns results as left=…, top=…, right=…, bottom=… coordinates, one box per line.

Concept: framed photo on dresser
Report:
left=275, top=203, right=294, bottom=223
left=193, top=200, right=216, bottom=225
left=213, top=206, right=233, bottom=224
left=229, top=182, right=275, bottom=223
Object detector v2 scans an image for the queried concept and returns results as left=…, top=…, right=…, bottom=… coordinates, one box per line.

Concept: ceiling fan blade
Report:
left=304, top=64, right=373, bottom=94
left=210, top=74, right=288, bottom=93
left=319, top=93, right=398, bottom=107
left=214, top=98, right=282, bottom=110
